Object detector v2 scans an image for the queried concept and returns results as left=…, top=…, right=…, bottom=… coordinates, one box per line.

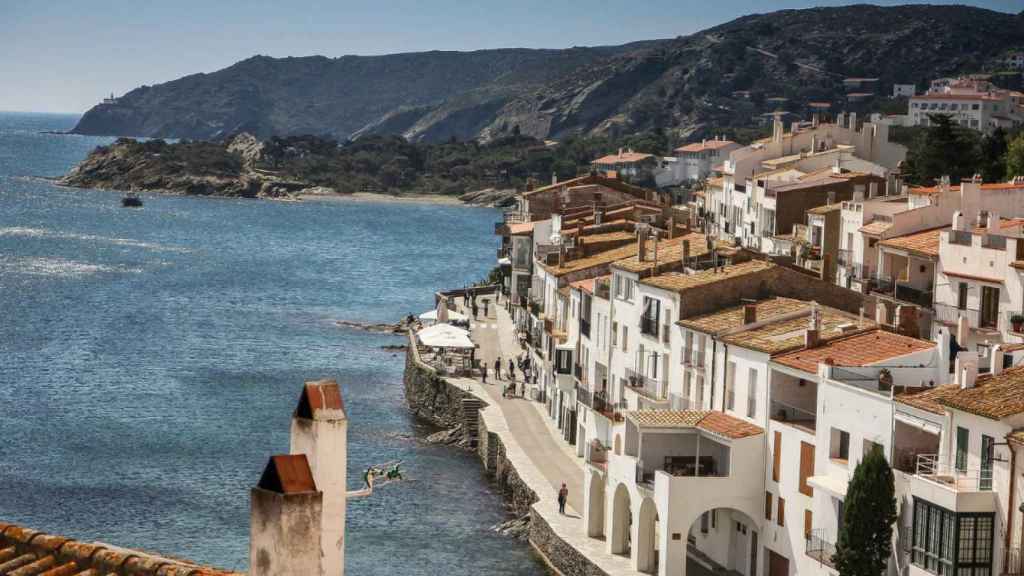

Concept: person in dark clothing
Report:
left=481, top=364, right=488, bottom=384
left=494, top=358, right=501, bottom=380
left=558, top=483, right=568, bottom=514
left=508, top=359, right=515, bottom=381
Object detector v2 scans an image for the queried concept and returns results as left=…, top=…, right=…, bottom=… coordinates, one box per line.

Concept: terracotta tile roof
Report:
left=938, top=365, right=1024, bottom=420
left=895, top=384, right=960, bottom=415
left=942, top=270, right=1003, bottom=284
left=718, top=304, right=870, bottom=355
left=706, top=176, right=724, bottom=188
left=807, top=203, right=843, bottom=215
left=624, top=410, right=763, bottom=439
left=537, top=242, right=638, bottom=277
left=640, top=260, right=775, bottom=294
left=258, top=454, right=318, bottom=495
left=859, top=220, right=893, bottom=235
left=675, top=140, right=736, bottom=154
left=613, top=232, right=713, bottom=273
left=908, top=182, right=1024, bottom=196
left=295, top=379, right=346, bottom=421
left=570, top=276, right=604, bottom=295
left=509, top=222, right=536, bottom=235
left=677, top=297, right=807, bottom=335
left=0, top=522, right=243, bottom=576
left=878, top=226, right=946, bottom=258
left=592, top=151, right=655, bottom=164
left=773, top=330, right=935, bottom=374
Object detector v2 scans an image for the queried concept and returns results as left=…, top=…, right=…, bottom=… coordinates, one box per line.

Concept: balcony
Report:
left=594, top=278, right=611, bottom=300
left=910, top=454, right=997, bottom=513
left=837, top=249, right=852, bottom=268
left=871, top=275, right=934, bottom=308
left=806, top=529, right=837, bottom=569
left=581, top=318, right=591, bottom=339
left=503, top=210, right=527, bottom=225
left=625, top=369, right=666, bottom=405
left=577, top=386, right=626, bottom=422
left=770, top=399, right=817, bottom=432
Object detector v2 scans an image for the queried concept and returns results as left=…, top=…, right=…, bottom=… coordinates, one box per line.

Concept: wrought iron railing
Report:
left=640, top=316, right=660, bottom=339
left=916, top=454, right=992, bottom=492
left=806, top=529, right=837, bottom=569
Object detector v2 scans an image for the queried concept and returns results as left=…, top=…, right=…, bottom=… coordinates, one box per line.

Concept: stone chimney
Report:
left=290, top=380, right=348, bottom=576
left=667, top=217, right=676, bottom=239
left=743, top=304, right=757, bottom=325
left=251, top=454, right=323, bottom=576
left=826, top=190, right=836, bottom=205
left=952, top=210, right=965, bottom=232
left=772, top=114, right=784, bottom=144
left=812, top=113, right=820, bottom=128
left=991, top=345, right=1005, bottom=376
left=849, top=112, right=857, bottom=130
left=682, top=239, right=691, bottom=268
left=637, top=228, right=648, bottom=262
left=618, top=147, right=624, bottom=158
left=805, top=304, right=822, bottom=348
left=811, top=134, right=818, bottom=153
left=832, top=157, right=842, bottom=175
left=987, top=210, right=1000, bottom=234
left=552, top=172, right=558, bottom=186
left=895, top=305, right=920, bottom=338
left=836, top=112, right=846, bottom=129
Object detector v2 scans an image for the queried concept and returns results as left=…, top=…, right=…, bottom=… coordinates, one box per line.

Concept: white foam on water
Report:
left=0, top=256, right=142, bottom=278
left=0, top=227, right=190, bottom=253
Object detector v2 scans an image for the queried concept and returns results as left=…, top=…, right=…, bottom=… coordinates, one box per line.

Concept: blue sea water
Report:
left=0, top=112, right=547, bottom=575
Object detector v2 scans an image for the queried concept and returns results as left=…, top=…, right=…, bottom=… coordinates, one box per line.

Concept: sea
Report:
left=0, top=112, right=548, bottom=575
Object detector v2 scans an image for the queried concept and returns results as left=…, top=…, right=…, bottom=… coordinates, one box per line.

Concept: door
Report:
left=980, top=286, right=1000, bottom=328
left=768, top=550, right=789, bottom=576
left=981, top=435, right=993, bottom=490
left=750, top=531, right=759, bottom=576
left=731, top=521, right=750, bottom=575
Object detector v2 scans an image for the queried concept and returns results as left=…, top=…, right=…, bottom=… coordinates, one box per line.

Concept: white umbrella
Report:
left=419, top=308, right=467, bottom=323
left=417, top=323, right=475, bottom=349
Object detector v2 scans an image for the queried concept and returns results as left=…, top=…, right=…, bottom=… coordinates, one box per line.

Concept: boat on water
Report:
left=121, top=193, right=143, bottom=207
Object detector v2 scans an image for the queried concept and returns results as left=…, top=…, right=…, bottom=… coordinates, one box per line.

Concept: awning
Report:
left=417, top=323, right=475, bottom=349
left=895, top=412, right=942, bottom=435
left=808, top=474, right=848, bottom=497
left=498, top=257, right=512, bottom=266
left=419, top=308, right=468, bottom=322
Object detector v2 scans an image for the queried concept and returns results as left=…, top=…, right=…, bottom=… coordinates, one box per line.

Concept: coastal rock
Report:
left=424, top=426, right=463, bottom=446
left=492, top=515, right=531, bottom=540
left=459, top=188, right=517, bottom=207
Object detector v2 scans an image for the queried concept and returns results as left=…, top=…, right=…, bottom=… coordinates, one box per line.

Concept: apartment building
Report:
left=658, top=139, right=741, bottom=186
left=592, top=149, right=661, bottom=183
left=908, top=78, right=1024, bottom=133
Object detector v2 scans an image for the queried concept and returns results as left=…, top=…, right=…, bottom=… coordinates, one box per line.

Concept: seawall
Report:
left=404, top=335, right=609, bottom=576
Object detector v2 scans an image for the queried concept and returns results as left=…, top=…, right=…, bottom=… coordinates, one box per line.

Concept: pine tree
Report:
left=906, top=114, right=981, bottom=185
left=833, top=446, right=898, bottom=576
left=1007, top=133, right=1024, bottom=179
left=979, top=127, right=1008, bottom=183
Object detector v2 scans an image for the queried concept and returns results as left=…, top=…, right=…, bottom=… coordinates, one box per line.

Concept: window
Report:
left=772, top=431, right=782, bottom=482
left=777, top=497, right=786, bottom=527
left=747, top=367, right=758, bottom=418
left=980, top=286, right=999, bottom=328
left=831, top=428, right=850, bottom=462
left=622, top=326, right=629, bottom=351
left=611, top=321, right=618, bottom=346
left=912, top=498, right=994, bottom=576
left=956, top=427, right=969, bottom=472
left=726, top=361, right=736, bottom=410
left=980, top=435, right=993, bottom=491
left=799, top=441, right=815, bottom=497
left=804, top=510, right=813, bottom=538
left=701, top=512, right=710, bottom=534
left=958, top=283, right=968, bottom=310
left=641, top=296, right=660, bottom=338
left=765, top=492, right=773, bottom=521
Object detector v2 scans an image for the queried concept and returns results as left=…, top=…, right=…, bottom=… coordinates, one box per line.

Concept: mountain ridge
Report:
left=71, top=4, right=1024, bottom=143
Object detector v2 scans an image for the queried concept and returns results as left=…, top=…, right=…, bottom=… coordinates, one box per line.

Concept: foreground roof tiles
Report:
left=625, top=410, right=763, bottom=439
left=895, top=384, right=960, bottom=415
left=878, top=226, right=947, bottom=258
left=938, top=365, right=1024, bottom=420
left=640, top=260, right=774, bottom=293
left=613, top=232, right=714, bottom=273
left=774, top=329, right=935, bottom=374
left=675, top=140, right=736, bottom=154
left=677, top=297, right=807, bottom=334
left=0, top=522, right=243, bottom=576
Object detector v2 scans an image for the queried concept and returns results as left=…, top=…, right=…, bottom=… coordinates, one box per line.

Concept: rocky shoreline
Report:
left=57, top=133, right=518, bottom=206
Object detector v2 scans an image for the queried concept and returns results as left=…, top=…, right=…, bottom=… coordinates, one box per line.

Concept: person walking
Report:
left=558, top=483, right=568, bottom=514
left=482, top=298, right=489, bottom=318
left=508, top=358, right=515, bottom=382
left=481, top=364, right=488, bottom=384
left=493, top=358, right=502, bottom=380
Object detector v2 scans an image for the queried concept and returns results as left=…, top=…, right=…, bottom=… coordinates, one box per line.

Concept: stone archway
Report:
left=587, top=470, right=605, bottom=538
left=609, top=483, right=632, bottom=556
left=636, top=497, right=659, bottom=574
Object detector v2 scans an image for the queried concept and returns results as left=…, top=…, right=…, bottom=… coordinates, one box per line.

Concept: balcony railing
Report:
left=806, top=529, right=837, bottom=569
left=837, top=249, right=852, bottom=268
left=626, top=369, right=665, bottom=401
left=871, top=275, right=934, bottom=308
left=594, top=279, right=611, bottom=300
left=916, top=454, right=993, bottom=492
left=503, top=210, right=527, bottom=225
left=933, top=303, right=1004, bottom=331
left=577, top=386, right=626, bottom=422
left=637, top=455, right=726, bottom=485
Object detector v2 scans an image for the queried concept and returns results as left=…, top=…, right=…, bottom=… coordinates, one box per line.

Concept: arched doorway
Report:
left=683, top=507, right=760, bottom=576
left=610, top=483, right=632, bottom=556
left=636, top=497, right=659, bottom=574
left=587, top=470, right=605, bottom=538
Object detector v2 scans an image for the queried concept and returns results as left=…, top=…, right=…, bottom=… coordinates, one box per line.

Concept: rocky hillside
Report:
left=71, top=5, right=1023, bottom=143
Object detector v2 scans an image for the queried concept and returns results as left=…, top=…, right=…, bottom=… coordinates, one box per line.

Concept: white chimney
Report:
left=952, top=210, right=965, bottom=232
left=987, top=210, right=1000, bottom=234
left=955, top=351, right=979, bottom=389
left=552, top=172, right=558, bottom=185
left=251, top=454, right=323, bottom=576
left=991, top=345, right=1005, bottom=376
left=849, top=112, right=858, bottom=130
left=290, top=380, right=348, bottom=576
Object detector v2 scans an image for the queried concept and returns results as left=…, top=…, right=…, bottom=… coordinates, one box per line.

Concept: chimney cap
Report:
left=295, top=379, right=347, bottom=421
left=257, top=454, right=318, bottom=495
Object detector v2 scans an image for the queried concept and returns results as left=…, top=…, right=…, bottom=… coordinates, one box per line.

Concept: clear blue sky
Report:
left=2, top=0, right=1018, bottom=114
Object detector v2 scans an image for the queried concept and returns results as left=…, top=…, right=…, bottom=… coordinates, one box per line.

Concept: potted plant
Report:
left=1012, top=313, right=1024, bottom=332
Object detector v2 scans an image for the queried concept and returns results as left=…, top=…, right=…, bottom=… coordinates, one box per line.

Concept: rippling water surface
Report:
left=0, top=112, right=546, bottom=575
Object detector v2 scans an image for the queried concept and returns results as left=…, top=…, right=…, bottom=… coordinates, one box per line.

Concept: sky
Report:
left=2, top=0, right=1019, bottom=114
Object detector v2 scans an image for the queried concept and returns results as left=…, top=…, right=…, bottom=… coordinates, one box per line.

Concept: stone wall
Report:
left=530, top=512, right=609, bottom=576
left=403, top=332, right=475, bottom=432
left=477, top=415, right=538, bottom=518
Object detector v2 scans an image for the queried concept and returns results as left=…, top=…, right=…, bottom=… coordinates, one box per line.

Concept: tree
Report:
left=1007, top=133, right=1024, bottom=179
left=979, top=127, right=1009, bottom=183
left=905, top=114, right=981, bottom=185
left=833, top=447, right=898, bottom=576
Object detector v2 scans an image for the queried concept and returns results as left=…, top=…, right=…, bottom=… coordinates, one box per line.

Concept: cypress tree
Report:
left=833, top=446, right=898, bottom=576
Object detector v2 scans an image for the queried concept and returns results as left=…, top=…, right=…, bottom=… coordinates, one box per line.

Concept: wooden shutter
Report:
left=777, top=497, right=785, bottom=527
left=799, top=441, right=815, bottom=497
left=804, top=509, right=813, bottom=537
left=765, top=492, right=773, bottom=521
left=772, top=431, right=782, bottom=482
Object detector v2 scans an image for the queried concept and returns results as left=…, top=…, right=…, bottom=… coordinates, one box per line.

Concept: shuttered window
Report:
left=799, top=441, right=815, bottom=497
left=772, top=431, right=782, bottom=482
left=777, top=497, right=786, bottom=527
